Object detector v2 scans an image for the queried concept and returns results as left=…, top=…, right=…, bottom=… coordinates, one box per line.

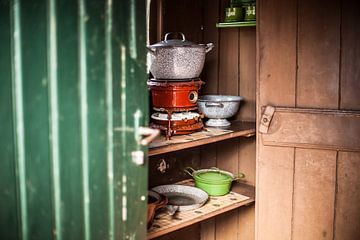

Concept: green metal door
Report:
left=0, top=0, right=149, bottom=239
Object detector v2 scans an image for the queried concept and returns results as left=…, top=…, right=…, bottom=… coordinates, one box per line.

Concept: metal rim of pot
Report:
left=147, top=32, right=214, bottom=52
left=184, top=167, right=245, bottom=183
left=198, top=95, right=243, bottom=103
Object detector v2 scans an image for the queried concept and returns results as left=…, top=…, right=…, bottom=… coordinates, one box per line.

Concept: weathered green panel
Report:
left=0, top=1, right=19, bottom=239
left=0, top=0, right=148, bottom=239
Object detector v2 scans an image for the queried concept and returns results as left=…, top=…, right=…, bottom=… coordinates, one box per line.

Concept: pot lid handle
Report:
left=164, top=32, right=186, bottom=42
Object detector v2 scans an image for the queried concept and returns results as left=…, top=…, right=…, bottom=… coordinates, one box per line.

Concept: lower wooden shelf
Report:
left=147, top=180, right=255, bottom=239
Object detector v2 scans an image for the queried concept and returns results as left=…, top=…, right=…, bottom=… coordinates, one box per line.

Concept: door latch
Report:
left=259, top=105, right=275, bottom=134
left=131, top=127, right=159, bottom=165
left=138, top=127, right=160, bottom=146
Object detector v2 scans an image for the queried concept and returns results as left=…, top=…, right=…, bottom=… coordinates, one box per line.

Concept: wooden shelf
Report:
left=216, top=21, right=256, bottom=28
left=147, top=180, right=255, bottom=239
left=148, top=121, right=255, bottom=156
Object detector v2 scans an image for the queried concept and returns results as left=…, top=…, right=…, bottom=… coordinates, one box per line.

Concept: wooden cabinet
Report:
left=148, top=0, right=257, bottom=239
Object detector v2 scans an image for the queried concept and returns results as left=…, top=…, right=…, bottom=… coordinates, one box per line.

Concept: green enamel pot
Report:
left=185, top=167, right=245, bottom=196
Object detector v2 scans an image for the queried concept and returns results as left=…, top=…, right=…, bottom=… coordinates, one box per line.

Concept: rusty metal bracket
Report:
left=259, top=106, right=275, bottom=134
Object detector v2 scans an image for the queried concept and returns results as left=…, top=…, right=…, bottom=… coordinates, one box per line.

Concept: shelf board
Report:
left=147, top=180, right=255, bottom=239
left=149, top=121, right=255, bottom=156
left=216, top=21, right=256, bottom=28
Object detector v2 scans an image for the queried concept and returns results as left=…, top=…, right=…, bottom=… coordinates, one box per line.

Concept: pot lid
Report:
left=197, top=171, right=233, bottom=182
left=149, top=32, right=203, bottom=48
left=151, top=112, right=200, bottom=121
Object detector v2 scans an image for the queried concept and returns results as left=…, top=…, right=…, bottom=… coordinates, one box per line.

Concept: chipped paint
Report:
left=122, top=175, right=127, bottom=221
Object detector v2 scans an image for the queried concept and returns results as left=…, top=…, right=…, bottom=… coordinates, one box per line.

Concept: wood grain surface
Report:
left=297, top=0, right=340, bottom=108
left=292, top=149, right=336, bottom=240
left=335, top=151, right=360, bottom=240
left=340, top=0, right=360, bottom=110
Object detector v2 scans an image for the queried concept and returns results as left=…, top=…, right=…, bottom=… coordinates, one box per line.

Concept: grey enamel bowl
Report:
left=197, top=95, right=243, bottom=127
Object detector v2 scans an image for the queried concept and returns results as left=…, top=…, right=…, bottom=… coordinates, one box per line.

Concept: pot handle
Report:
left=164, top=32, right=186, bottom=42
left=205, top=102, right=224, bottom=108
left=205, top=43, right=214, bottom=53
left=184, top=167, right=196, bottom=177
left=233, top=172, right=246, bottom=181
left=155, top=195, right=168, bottom=211
left=146, top=46, right=157, bottom=55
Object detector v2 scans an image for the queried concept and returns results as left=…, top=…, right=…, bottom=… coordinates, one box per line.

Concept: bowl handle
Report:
left=146, top=46, right=157, bottom=55
left=205, top=102, right=224, bottom=108
left=184, top=167, right=196, bottom=177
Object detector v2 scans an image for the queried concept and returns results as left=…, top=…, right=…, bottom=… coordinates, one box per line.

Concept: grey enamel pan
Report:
left=151, top=184, right=208, bottom=212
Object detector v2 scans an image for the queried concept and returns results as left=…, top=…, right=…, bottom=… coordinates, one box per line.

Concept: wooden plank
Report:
left=239, top=28, right=256, bottom=121
left=202, top=0, right=220, bottom=95
left=335, top=151, right=360, bottom=240
left=215, top=138, right=240, bottom=240
left=218, top=27, right=239, bottom=96
left=149, top=121, right=255, bottom=156
left=292, top=149, right=336, bottom=240
left=162, top=0, right=203, bottom=44
left=297, top=0, right=340, bottom=108
left=238, top=138, right=256, bottom=186
left=200, top=143, right=217, bottom=240
left=261, top=107, right=360, bottom=151
left=154, top=224, right=200, bottom=240
left=238, top=204, right=255, bottom=240
left=340, top=0, right=360, bottom=110
left=257, top=146, right=294, bottom=240
left=256, top=0, right=297, bottom=239
left=258, top=0, right=297, bottom=107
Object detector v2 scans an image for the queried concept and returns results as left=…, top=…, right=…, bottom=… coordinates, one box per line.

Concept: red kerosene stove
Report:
left=147, top=78, right=205, bottom=139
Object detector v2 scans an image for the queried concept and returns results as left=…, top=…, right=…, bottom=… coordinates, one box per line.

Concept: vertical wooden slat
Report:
left=257, top=146, right=294, bottom=240
left=202, top=0, right=220, bottom=95
left=21, top=1, right=53, bottom=238
left=238, top=138, right=256, bottom=187
left=292, top=149, right=336, bottom=240
left=340, top=0, right=360, bottom=110
left=297, top=0, right=340, bottom=108
left=257, top=0, right=297, bottom=239
left=215, top=139, right=239, bottom=240
left=105, top=0, right=115, bottom=238
left=0, top=1, right=19, bottom=239
left=238, top=205, right=255, bottom=240
left=239, top=28, right=256, bottom=121
left=258, top=0, right=297, bottom=107
left=56, top=0, right=84, bottom=238
left=200, top=144, right=217, bottom=240
left=162, top=0, right=203, bottom=43
left=335, top=152, right=360, bottom=240
left=47, top=0, right=62, bottom=237
left=218, top=28, right=239, bottom=95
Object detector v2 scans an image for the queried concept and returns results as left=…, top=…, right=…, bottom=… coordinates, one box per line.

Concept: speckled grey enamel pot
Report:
left=147, top=32, right=214, bottom=80
left=197, top=95, right=243, bottom=127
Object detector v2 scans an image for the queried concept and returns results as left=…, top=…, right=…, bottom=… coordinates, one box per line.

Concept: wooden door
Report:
left=0, top=0, right=149, bottom=239
left=256, top=0, right=360, bottom=239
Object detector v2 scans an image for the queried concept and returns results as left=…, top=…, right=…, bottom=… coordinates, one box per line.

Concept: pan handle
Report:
left=184, top=167, right=196, bottom=177
left=155, top=195, right=168, bottom=211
